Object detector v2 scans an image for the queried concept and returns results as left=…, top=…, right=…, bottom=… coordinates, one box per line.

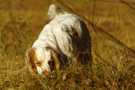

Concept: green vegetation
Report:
left=0, top=0, right=135, bottom=89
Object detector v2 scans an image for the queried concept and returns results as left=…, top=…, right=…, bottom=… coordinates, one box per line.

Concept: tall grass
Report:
left=0, top=0, right=135, bottom=90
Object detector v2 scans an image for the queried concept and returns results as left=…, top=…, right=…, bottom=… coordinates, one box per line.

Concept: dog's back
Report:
left=33, top=8, right=91, bottom=61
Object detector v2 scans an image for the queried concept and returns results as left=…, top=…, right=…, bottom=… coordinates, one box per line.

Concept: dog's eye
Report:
left=35, top=61, right=42, bottom=66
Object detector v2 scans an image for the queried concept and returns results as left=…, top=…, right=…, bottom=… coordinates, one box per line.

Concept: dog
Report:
left=27, top=4, right=92, bottom=77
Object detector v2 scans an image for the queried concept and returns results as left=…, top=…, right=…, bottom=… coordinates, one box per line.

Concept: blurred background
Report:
left=0, top=0, right=135, bottom=89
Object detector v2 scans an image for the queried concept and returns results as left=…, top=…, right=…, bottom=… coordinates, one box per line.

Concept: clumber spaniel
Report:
left=27, top=4, right=92, bottom=77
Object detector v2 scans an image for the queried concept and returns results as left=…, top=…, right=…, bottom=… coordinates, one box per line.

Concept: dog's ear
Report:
left=27, top=48, right=37, bottom=75
left=46, top=47, right=60, bottom=72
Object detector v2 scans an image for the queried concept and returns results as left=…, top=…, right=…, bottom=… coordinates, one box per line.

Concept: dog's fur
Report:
left=27, top=4, right=92, bottom=77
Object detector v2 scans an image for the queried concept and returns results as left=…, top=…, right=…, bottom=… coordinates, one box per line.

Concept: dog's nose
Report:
left=42, top=70, right=51, bottom=78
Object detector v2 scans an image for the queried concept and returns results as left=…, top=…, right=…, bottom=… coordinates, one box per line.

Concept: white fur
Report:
left=35, top=48, right=51, bottom=72
left=30, top=4, right=91, bottom=76
left=47, top=4, right=67, bottom=20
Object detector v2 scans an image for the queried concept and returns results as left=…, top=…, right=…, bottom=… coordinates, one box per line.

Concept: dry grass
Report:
left=0, top=0, right=135, bottom=89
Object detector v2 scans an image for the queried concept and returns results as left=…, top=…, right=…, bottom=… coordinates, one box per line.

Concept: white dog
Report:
left=27, top=4, right=92, bottom=77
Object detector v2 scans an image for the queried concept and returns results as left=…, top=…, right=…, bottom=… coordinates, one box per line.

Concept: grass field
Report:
left=0, top=0, right=135, bottom=89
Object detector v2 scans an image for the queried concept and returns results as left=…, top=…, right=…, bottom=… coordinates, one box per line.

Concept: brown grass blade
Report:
left=122, top=7, right=135, bottom=27
left=91, top=24, right=135, bottom=60
left=120, top=0, right=135, bottom=10
left=89, top=0, right=135, bottom=5
left=56, top=0, right=76, bottom=14
left=94, top=50, right=117, bottom=71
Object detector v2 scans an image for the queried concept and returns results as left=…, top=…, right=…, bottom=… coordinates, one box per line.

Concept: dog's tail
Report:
left=47, top=4, right=67, bottom=20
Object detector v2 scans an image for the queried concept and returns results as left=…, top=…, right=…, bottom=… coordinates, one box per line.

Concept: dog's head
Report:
left=27, top=47, right=60, bottom=77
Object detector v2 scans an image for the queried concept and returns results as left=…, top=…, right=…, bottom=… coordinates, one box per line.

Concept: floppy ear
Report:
left=46, top=47, right=60, bottom=72
left=27, top=48, right=37, bottom=75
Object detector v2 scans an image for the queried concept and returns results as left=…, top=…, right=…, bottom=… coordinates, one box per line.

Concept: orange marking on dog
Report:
left=71, top=26, right=78, bottom=38
left=28, top=48, right=39, bottom=74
